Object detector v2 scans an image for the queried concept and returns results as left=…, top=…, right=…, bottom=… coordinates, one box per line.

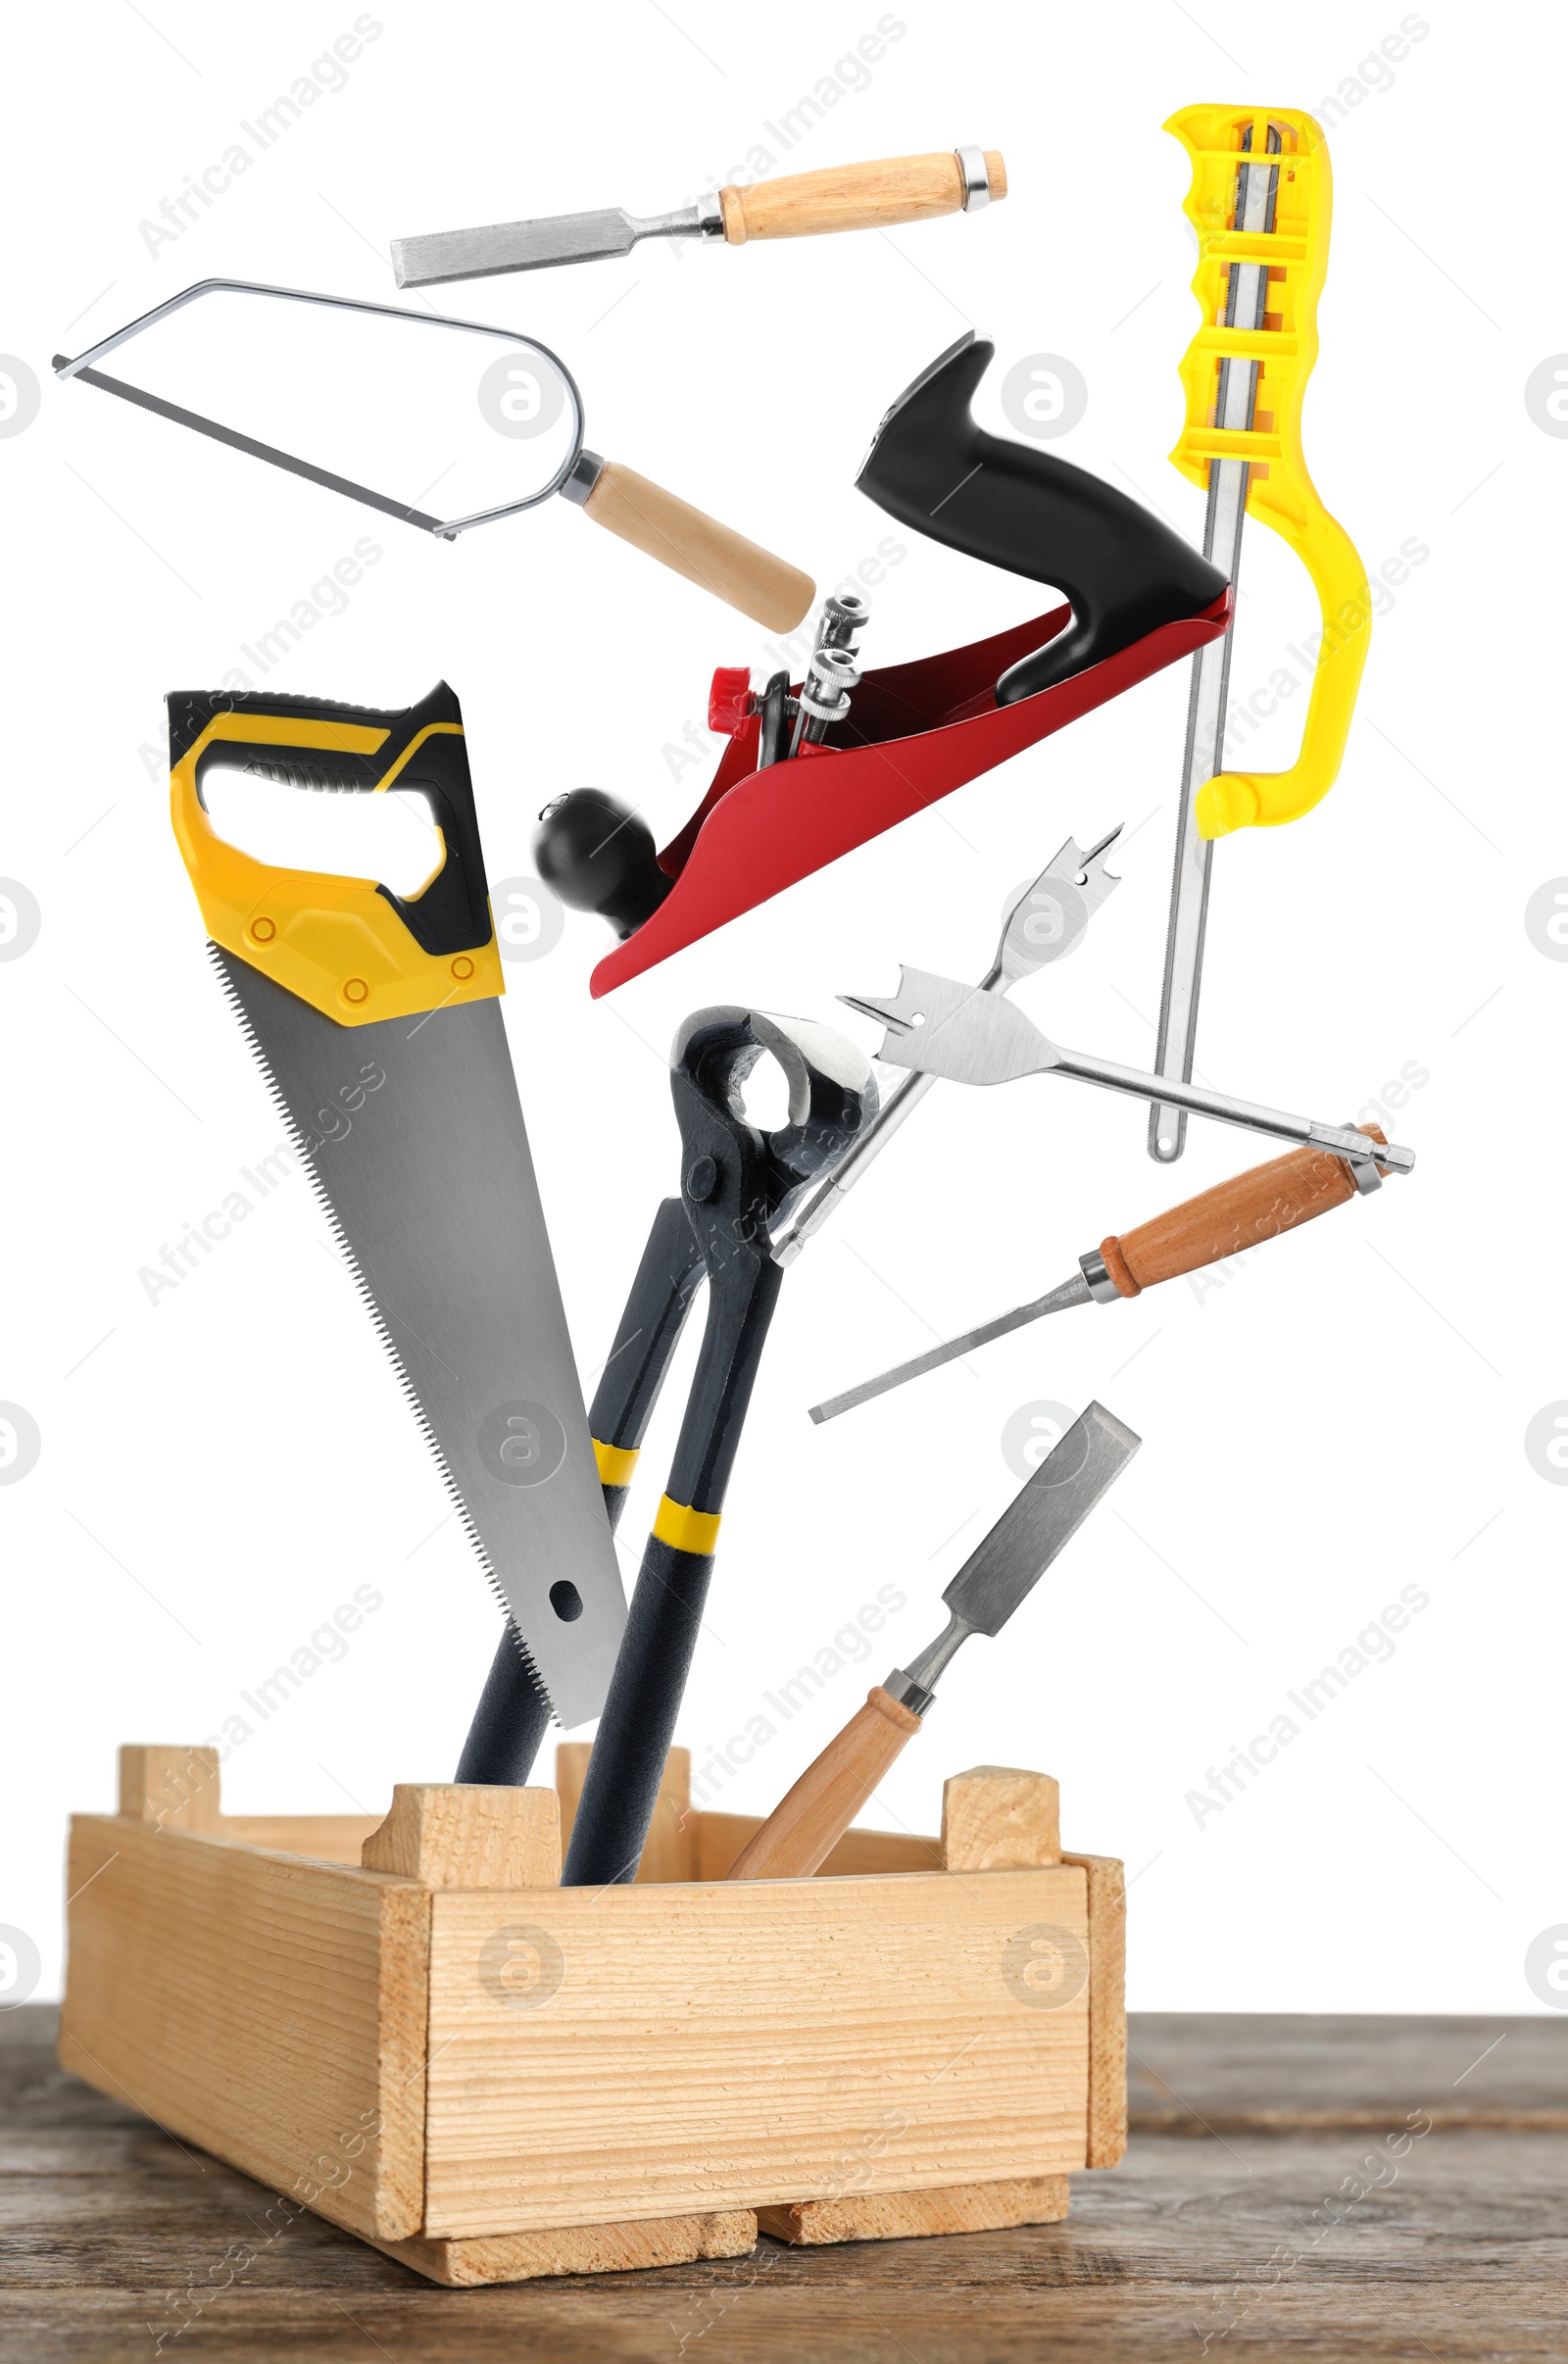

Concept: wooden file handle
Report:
left=726, top=1687, right=922, bottom=1881
left=580, top=461, right=814, bottom=631
left=719, top=150, right=1006, bottom=244
left=1098, top=1126, right=1391, bottom=1299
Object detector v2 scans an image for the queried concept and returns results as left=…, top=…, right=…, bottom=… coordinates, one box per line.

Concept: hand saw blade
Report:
left=211, top=946, right=624, bottom=1728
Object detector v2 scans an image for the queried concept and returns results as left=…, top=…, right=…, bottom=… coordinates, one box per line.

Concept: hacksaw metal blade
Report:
left=211, top=946, right=625, bottom=1728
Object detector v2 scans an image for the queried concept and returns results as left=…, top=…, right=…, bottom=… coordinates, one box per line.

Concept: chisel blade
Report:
left=808, top=1273, right=1092, bottom=1424
left=211, top=948, right=625, bottom=1729
left=943, top=1403, right=1140, bottom=1636
left=392, top=206, right=676, bottom=287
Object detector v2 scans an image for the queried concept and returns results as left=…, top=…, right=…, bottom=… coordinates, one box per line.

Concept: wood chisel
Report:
left=809, top=1129, right=1390, bottom=1423
left=843, top=968, right=1416, bottom=1174
left=391, top=147, right=1006, bottom=286
left=167, top=681, right=626, bottom=1763
left=55, top=281, right=813, bottom=629
left=726, top=1404, right=1139, bottom=1882
left=1149, top=108, right=1371, bottom=1163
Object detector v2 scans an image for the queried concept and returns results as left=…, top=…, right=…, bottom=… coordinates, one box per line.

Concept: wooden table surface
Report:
left=4, top=2006, right=1564, bottom=2360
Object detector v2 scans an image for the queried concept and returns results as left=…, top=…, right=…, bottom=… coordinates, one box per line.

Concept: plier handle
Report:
left=563, top=1007, right=876, bottom=1887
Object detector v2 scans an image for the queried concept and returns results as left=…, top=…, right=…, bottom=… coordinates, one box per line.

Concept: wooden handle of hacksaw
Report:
left=581, top=462, right=814, bottom=631
left=719, top=150, right=1005, bottom=242
left=1097, top=1127, right=1390, bottom=1298
left=726, top=1687, right=922, bottom=1881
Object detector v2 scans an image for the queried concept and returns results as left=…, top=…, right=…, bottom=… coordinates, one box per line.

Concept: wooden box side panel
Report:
left=220, top=1814, right=383, bottom=1864
left=1062, top=1850, right=1127, bottom=2167
left=59, top=1814, right=429, bottom=2241
left=422, top=1863, right=1090, bottom=2239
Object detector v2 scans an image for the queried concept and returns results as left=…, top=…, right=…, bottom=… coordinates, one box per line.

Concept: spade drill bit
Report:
left=770, top=827, right=1125, bottom=1267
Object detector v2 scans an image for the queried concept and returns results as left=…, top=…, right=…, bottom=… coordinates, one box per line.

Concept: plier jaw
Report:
left=663, top=1009, right=878, bottom=1502
left=672, top=1007, right=880, bottom=1240
left=586, top=1003, right=879, bottom=1516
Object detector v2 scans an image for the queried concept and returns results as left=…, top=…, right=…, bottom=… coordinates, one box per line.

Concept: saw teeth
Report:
left=204, top=941, right=560, bottom=1729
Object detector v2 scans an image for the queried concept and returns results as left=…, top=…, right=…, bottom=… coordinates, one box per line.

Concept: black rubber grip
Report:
left=858, top=333, right=1228, bottom=703
left=663, top=1249, right=783, bottom=1514
left=559, top=1537, right=712, bottom=1887
left=454, top=1627, right=552, bottom=1786
left=588, top=1197, right=707, bottom=1457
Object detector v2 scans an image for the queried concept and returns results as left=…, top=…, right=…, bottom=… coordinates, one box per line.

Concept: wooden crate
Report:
left=59, top=1741, right=1125, bottom=2287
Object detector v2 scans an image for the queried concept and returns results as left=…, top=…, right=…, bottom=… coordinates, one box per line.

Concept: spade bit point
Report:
left=994, top=822, right=1123, bottom=989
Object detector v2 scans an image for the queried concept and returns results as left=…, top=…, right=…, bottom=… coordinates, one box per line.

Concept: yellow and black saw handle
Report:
left=168, top=681, right=502, bottom=1025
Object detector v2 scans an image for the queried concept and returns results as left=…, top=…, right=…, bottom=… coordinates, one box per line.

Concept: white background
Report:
left=3, top=0, right=1561, bottom=2015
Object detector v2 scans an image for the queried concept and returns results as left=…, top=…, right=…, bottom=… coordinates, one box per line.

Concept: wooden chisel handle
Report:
left=579, top=462, right=813, bottom=631
left=1098, top=1126, right=1390, bottom=1298
left=719, top=150, right=1005, bottom=243
left=726, top=1687, right=922, bottom=1881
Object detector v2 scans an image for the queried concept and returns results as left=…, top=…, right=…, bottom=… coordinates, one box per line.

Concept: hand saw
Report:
left=167, top=679, right=625, bottom=1743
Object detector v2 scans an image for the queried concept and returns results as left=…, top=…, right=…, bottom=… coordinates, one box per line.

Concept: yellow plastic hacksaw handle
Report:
left=1166, top=105, right=1371, bottom=838
left=168, top=683, right=504, bottom=1027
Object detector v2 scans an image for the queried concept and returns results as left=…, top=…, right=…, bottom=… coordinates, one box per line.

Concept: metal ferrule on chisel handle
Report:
left=883, top=1612, right=975, bottom=1717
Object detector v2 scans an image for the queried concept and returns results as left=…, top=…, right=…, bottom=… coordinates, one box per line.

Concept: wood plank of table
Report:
left=4, top=2007, right=1566, bottom=2361
left=1128, top=2010, right=1568, bottom=2128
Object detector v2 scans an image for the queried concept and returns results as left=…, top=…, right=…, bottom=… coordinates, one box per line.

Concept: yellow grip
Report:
left=1166, top=105, right=1370, bottom=837
left=171, top=706, right=504, bottom=1027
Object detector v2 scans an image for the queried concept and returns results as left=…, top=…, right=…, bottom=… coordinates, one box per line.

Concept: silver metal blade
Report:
left=211, top=948, right=625, bottom=1728
left=995, top=825, right=1123, bottom=989
left=842, top=971, right=1057, bottom=1085
left=943, top=1402, right=1140, bottom=1635
left=808, top=1272, right=1092, bottom=1424
left=391, top=203, right=706, bottom=287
